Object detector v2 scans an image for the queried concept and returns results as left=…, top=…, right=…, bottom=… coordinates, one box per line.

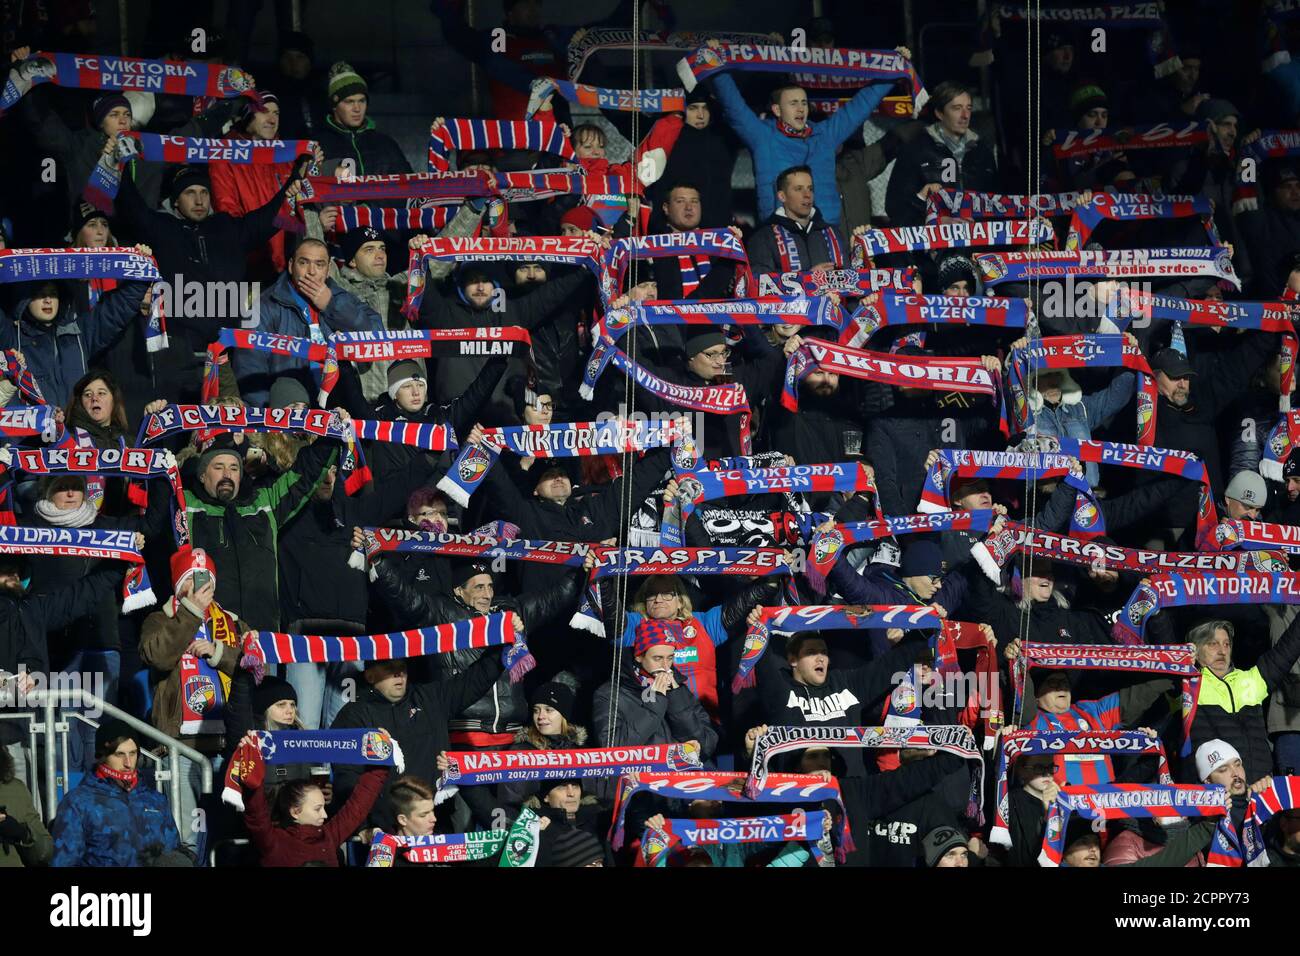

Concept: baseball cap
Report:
left=1151, top=348, right=1197, bottom=379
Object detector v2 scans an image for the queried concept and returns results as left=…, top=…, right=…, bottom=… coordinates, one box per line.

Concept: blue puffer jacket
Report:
left=1028, top=369, right=1135, bottom=486
left=0, top=281, right=151, bottom=405
left=232, top=270, right=384, bottom=406
left=710, top=73, right=890, bottom=225
left=50, top=771, right=180, bottom=866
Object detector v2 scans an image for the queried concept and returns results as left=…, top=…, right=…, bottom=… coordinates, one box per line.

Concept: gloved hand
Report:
left=0, top=813, right=30, bottom=845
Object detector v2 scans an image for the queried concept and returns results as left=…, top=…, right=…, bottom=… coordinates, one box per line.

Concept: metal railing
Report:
left=7, top=688, right=212, bottom=836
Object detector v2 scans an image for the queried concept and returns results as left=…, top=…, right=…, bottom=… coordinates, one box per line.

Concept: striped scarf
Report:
left=841, top=292, right=1029, bottom=349
left=427, top=119, right=574, bottom=172
left=598, top=296, right=842, bottom=344
left=602, top=230, right=749, bottom=308
left=1116, top=571, right=1300, bottom=644
left=609, top=770, right=854, bottom=861
left=806, top=510, right=993, bottom=593
left=1007, top=335, right=1157, bottom=445
left=747, top=724, right=984, bottom=821
left=0, top=524, right=153, bottom=610
left=1040, top=784, right=1228, bottom=867
left=1206, top=776, right=1300, bottom=867
left=990, top=729, right=1172, bottom=848
left=677, top=254, right=711, bottom=295
left=436, top=417, right=688, bottom=508
left=237, top=612, right=531, bottom=682
left=0, top=349, right=45, bottom=405
left=328, top=204, right=451, bottom=234
left=177, top=601, right=240, bottom=734
left=853, top=218, right=1053, bottom=261
left=1051, top=123, right=1208, bottom=161
left=0, top=51, right=256, bottom=118
left=526, top=77, right=685, bottom=117
left=925, top=189, right=1087, bottom=224
left=1212, top=518, right=1300, bottom=555
left=1232, top=130, right=1300, bottom=214
left=1065, top=192, right=1218, bottom=252
left=1011, top=641, right=1201, bottom=757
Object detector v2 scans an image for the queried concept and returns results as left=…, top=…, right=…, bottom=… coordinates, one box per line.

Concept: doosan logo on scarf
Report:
left=49, top=887, right=152, bottom=936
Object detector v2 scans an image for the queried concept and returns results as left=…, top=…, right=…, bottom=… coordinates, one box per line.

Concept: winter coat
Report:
left=885, top=123, right=1000, bottom=226
left=244, top=766, right=387, bottom=866
left=139, top=597, right=242, bottom=747
left=0, top=775, right=53, bottom=867
left=745, top=208, right=848, bottom=275
left=1189, top=610, right=1300, bottom=783
left=767, top=384, right=867, bottom=476
left=178, top=439, right=337, bottom=631
left=371, top=557, right=581, bottom=734
left=964, top=570, right=1114, bottom=652
left=1027, top=369, right=1136, bottom=486
left=315, top=115, right=412, bottom=176
left=646, top=115, right=737, bottom=229
left=857, top=754, right=975, bottom=867
left=0, top=282, right=151, bottom=406
left=592, top=658, right=719, bottom=761
left=867, top=395, right=981, bottom=516
left=330, top=655, right=505, bottom=829
left=829, top=563, right=967, bottom=657
left=113, top=166, right=299, bottom=352
left=18, top=85, right=235, bottom=225
left=222, top=669, right=314, bottom=794
left=417, top=267, right=589, bottom=405
left=710, top=73, right=891, bottom=225
left=232, top=270, right=384, bottom=406
left=1238, top=202, right=1300, bottom=297
left=1150, top=330, right=1279, bottom=505
left=50, top=772, right=181, bottom=866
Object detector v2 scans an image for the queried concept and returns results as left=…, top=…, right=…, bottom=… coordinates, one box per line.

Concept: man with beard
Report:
left=767, top=364, right=865, bottom=473
left=179, top=430, right=339, bottom=631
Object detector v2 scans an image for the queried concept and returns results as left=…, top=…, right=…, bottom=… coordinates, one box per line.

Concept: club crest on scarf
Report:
left=504, top=829, right=537, bottom=866
left=458, top=445, right=492, bottom=482
left=665, top=741, right=702, bottom=771
left=184, top=673, right=217, bottom=714
left=813, top=528, right=844, bottom=565
left=1073, top=498, right=1101, bottom=531
left=217, top=67, right=256, bottom=96
left=362, top=731, right=393, bottom=762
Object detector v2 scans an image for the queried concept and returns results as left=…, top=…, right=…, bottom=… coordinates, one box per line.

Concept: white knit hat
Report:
left=1195, top=739, right=1241, bottom=782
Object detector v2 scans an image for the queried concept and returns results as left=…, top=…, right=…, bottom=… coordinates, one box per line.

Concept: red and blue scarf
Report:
left=1007, top=334, right=1157, bottom=444
left=366, top=829, right=507, bottom=866
left=1116, top=571, right=1300, bottom=644
left=435, top=742, right=702, bottom=803
left=1011, top=641, right=1201, bottom=757
left=602, top=230, right=750, bottom=308
left=990, top=729, right=1172, bottom=848
left=854, top=218, right=1053, bottom=262
left=676, top=43, right=923, bottom=108
left=328, top=204, right=451, bottom=234
left=925, top=189, right=1086, bottom=224
left=597, top=296, right=842, bottom=344
left=841, top=292, right=1029, bottom=349
left=427, top=118, right=575, bottom=171
left=526, top=77, right=685, bottom=118
left=1040, top=783, right=1229, bottom=867
left=0, top=524, right=152, bottom=610
left=1, top=51, right=255, bottom=118
left=740, top=267, right=914, bottom=299
left=1051, top=122, right=1208, bottom=160
left=642, top=810, right=828, bottom=866
left=977, top=248, right=1241, bottom=289
left=1233, top=130, right=1300, bottom=213
left=238, top=612, right=530, bottom=682
left=437, top=417, right=688, bottom=508
left=609, top=770, right=854, bottom=861
left=0, top=350, right=45, bottom=405
left=1206, top=776, right=1300, bottom=867
left=1065, top=192, right=1218, bottom=252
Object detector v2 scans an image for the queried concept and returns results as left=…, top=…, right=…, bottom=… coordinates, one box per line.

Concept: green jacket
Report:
left=183, top=440, right=336, bottom=631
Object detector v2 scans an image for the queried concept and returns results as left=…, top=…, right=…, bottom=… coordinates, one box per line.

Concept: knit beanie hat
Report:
left=239, top=89, right=280, bottom=131
left=1195, top=739, right=1241, bottom=782
left=936, top=254, right=978, bottom=292
left=71, top=200, right=110, bottom=239
left=328, top=61, right=368, bottom=104
left=560, top=206, right=598, bottom=232
left=268, top=376, right=311, bottom=409
left=1069, top=82, right=1108, bottom=121
left=634, top=618, right=684, bottom=658
left=167, top=165, right=212, bottom=205
left=922, top=825, right=969, bottom=866
left=196, top=433, right=242, bottom=476
left=900, top=540, right=944, bottom=579
left=451, top=558, right=493, bottom=590
left=387, top=359, right=426, bottom=400
left=279, top=30, right=316, bottom=61
left=95, top=716, right=136, bottom=754
left=92, top=92, right=131, bottom=129
left=529, top=682, right=575, bottom=723
left=1285, top=448, right=1300, bottom=481
left=685, top=328, right=727, bottom=358
left=252, top=674, right=299, bottom=716
left=340, top=225, right=383, bottom=266
left=170, top=545, right=215, bottom=595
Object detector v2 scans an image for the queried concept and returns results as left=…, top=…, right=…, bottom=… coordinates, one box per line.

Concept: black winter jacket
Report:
left=315, top=116, right=412, bottom=176
left=884, top=124, right=1000, bottom=227
left=330, top=653, right=504, bottom=830
left=372, top=557, right=581, bottom=734
left=745, top=209, right=847, bottom=275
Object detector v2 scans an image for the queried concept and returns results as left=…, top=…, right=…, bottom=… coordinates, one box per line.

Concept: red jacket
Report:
left=209, top=160, right=294, bottom=277
left=245, top=767, right=388, bottom=867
